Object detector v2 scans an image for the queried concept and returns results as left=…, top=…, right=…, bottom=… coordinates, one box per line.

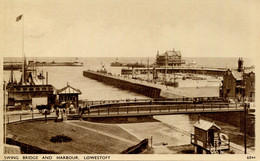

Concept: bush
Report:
left=50, top=135, right=72, bottom=143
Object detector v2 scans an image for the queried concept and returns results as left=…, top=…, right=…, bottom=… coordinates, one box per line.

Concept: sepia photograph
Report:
left=1, top=0, right=259, bottom=160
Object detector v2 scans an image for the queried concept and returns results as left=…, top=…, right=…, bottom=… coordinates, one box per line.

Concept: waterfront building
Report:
left=191, top=120, right=230, bottom=154
left=57, top=84, right=82, bottom=109
left=220, top=58, right=255, bottom=102
left=156, top=49, right=185, bottom=67
left=6, top=61, right=54, bottom=110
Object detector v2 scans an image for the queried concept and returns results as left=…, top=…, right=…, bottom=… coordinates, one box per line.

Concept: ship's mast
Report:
left=165, top=52, right=168, bottom=84
left=147, top=58, right=150, bottom=81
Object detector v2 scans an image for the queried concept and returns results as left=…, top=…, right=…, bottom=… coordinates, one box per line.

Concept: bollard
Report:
left=32, top=113, right=34, bottom=119
left=98, top=107, right=100, bottom=115
left=20, top=115, right=22, bottom=121
left=151, top=136, right=153, bottom=148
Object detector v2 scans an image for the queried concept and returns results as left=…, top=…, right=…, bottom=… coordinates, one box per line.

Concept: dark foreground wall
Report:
left=202, top=112, right=255, bottom=137
left=121, top=139, right=149, bottom=154
left=83, top=70, right=161, bottom=98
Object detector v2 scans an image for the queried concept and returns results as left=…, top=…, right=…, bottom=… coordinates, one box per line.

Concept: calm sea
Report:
left=3, top=57, right=254, bottom=101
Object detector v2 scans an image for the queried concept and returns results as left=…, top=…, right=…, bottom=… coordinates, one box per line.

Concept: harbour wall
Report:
left=202, top=112, right=255, bottom=137
left=83, top=70, right=161, bottom=98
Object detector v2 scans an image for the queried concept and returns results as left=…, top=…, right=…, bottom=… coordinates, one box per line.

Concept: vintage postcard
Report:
left=1, top=0, right=259, bottom=160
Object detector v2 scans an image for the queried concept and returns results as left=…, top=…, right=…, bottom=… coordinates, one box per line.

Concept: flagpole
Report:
left=22, top=14, right=25, bottom=84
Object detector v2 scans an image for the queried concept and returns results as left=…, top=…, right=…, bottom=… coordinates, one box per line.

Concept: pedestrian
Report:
left=78, top=106, right=82, bottom=115
left=87, top=105, right=90, bottom=114
left=29, top=104, right=33, bottom=112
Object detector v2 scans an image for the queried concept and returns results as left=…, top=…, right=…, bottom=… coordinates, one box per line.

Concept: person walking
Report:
left=78, top=106, right=82, bottom=115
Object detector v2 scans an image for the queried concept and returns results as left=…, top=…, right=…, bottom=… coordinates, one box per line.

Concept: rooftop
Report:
left=57, top=84, right=82, bottom=95
left=194, top=119, right=221, bottom=131
left=159, top=50, right=181, bottom=57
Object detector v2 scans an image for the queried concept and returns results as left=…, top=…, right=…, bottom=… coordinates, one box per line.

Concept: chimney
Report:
left=46, top=72, right=48, bottom=85
left=238, top=58, right=244, bottom=72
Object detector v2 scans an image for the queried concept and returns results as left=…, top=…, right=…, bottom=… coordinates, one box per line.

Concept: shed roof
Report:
left=231, top=70, right=243, bottom=80
left=57, top=85, right=82, bottom=95
left=194, top=120, right=221, bottom=131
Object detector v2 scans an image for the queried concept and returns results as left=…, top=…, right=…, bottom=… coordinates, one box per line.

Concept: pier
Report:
left=83, top=70, right=161, bottom=98
left=83, top=70, right=220, bottom=99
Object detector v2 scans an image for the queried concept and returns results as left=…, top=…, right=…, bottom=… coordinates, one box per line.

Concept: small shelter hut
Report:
left=191, top=120, right=230, bottom=154
left=57, top=83, right=82, bottom=110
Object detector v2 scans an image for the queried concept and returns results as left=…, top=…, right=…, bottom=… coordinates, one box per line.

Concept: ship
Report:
left=110, top=58, right=124, bottom=67
left=110, top=60, right=146, bottom=68
left=28, top=58, right=83, bottom=67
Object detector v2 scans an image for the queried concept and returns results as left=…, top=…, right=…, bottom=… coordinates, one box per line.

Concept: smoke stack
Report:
left=238, top=58, right=244, bottom=72
left=46, top=72, right=48, bottom=85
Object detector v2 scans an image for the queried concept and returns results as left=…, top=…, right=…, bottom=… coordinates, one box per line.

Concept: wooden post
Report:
left=151, top=136, right=153, bottom=148
left=244, top=103, right=247, bottom=154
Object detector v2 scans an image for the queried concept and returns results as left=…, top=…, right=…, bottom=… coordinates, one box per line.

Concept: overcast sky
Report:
left=2, top=0, right=260, bottom=57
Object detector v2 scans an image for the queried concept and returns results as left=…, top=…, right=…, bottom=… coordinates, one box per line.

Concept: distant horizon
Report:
left=2, top=56, right=256, bottom=58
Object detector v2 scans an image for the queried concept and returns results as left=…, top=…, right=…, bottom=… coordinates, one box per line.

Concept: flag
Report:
left=16, top=15, right=23, bottom=22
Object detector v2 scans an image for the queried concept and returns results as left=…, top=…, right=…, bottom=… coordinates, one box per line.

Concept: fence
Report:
left=5, top=112, right=57, bottom=124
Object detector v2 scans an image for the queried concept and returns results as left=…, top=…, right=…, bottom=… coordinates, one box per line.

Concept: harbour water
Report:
left=3, top=57, right=255, bottom=153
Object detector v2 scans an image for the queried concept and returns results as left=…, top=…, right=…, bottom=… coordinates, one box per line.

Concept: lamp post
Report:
left=244, top=103, right=248, bottom=154
left=4, top=81, right=6, bottom=144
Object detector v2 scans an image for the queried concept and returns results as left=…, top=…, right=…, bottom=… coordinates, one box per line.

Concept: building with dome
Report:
left=156, top=49, right=185, bottom=67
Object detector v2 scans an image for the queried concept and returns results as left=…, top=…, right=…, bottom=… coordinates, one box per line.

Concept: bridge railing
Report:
left=82, top=97, right=225, bottom=106
left=84, top=103, right=245, bottom=116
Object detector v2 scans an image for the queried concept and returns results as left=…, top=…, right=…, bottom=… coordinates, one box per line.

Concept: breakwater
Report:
left=83, top=70, right=161, bottom=98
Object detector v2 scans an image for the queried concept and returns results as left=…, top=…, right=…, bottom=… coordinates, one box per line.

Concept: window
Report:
left=227, top=89, right=230, bottom=93
left=29, top=88, right=34, bottom=91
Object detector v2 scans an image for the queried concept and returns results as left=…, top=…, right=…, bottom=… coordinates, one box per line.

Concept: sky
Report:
left=1, top=0, right=260, bottom=58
